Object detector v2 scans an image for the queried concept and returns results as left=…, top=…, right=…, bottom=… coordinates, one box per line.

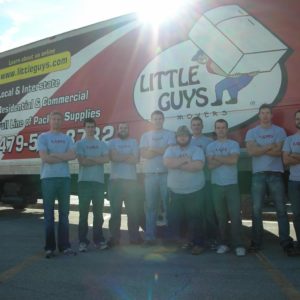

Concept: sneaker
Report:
left=216, top=245, right=230, bottom=254
left=191, top=245, right=205, bottom=255
left=209, top=240, right=218, bottom=251
left=181, top=241, right=194, bottom=250
left=79, top=242, right=88, bottom=252
left=45, top=250, right=55, bottom=259
left=95, top=241, right=109, bottom=250
left=235, top=247, right=246, bottom=257
left=63, top=248, right=77, bottom=256
left=284, top=246, right=300, bottom=257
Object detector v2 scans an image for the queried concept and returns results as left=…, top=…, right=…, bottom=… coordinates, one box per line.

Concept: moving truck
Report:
left=0, top=0, right=299, bottom=208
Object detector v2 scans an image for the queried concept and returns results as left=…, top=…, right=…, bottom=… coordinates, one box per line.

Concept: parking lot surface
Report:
left=0, top=201, right=300, bottom=300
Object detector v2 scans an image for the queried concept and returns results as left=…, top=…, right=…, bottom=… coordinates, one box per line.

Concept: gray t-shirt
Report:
left=140, top=129, right=175, bottom=173
left=190, top=134, right=213, bottom=181
left=206, top=139, right=240, bottom=186
left=37, top=131, right=74, bottom=179
left=245, top=124, right=286, bottom=173
left=108, top=138, right=138, bottom=180
left=76, top=138, right=108, bottom=183
left=164, top=144, right=205, bottom=194
left=283, top=133, right=300, bottom=181
left=190, top=135, right=213, bottom=152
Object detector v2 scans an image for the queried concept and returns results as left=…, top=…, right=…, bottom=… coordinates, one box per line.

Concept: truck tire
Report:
left=12, top=203, right=26, bottom=210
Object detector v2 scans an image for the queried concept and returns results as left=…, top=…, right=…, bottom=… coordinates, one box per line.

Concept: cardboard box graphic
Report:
left=189, top=5, right=288, bottom=74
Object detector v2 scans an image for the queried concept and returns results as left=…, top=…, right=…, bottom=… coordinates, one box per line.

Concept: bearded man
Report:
left=108, top=122, right=142, bottom=246
left=163, top=125, right=206, bottom=255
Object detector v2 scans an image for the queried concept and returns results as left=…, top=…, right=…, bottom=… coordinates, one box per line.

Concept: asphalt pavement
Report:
left=0, top=201, right=300, bottom=300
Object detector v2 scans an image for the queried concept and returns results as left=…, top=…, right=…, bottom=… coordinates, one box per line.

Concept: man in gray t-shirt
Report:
left=207, top=119, right=245, bottom=256
left=37, top=111, right=76, bottom=258
left=75, top=118, right=109, bottom=252
left=164, top=125, right=205, bottom=255
left=140, top=110, right=175, bottom=244
left=108, top=123, right=142, bottom=246
left=283, top=110, right=300, bottom=253
left=190, top=116, right=217, bottom=247
left=245, top=103, right=294, bottom=255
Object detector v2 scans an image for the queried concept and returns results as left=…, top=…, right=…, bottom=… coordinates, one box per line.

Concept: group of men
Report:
left=37, top=104, right=300, bottom=258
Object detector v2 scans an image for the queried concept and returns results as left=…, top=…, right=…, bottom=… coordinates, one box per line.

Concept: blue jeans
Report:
left=251, top=172, right=292, bottom=248
left=169, top=189, right=205, bottom=245
left=288, top=181, right=300, bottom=244
left=41, top=177, right=71, bottom=251
left=78, top=181, right=105, bottom=245
left=203, top=181, right=218, bottom=240
left=144, top=173, right=168, bottom=241
left=212, top=184, right=243, bottom=247
left=108, top=179, right=140, bottom=242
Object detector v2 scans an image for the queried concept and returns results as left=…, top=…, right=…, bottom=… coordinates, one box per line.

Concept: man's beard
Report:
left=118, top=132, right=128, bottom=139
left=177, top=139, right=190, bottom=147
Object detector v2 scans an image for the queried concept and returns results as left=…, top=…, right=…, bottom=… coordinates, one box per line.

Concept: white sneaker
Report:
left=235, top=247, right=246, bottom=257
left=95, top=241, right=108, bottom=250
left=45, top=250, right=55, bottom=258
left=63, top=248, right=77, bottom=256
left=216, top=245, right=230, bottom=254
left=79, top=242, right=88, bottom=252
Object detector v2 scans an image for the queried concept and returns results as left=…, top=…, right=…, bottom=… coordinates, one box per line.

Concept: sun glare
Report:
left=137, top=0, right=185, bottom=25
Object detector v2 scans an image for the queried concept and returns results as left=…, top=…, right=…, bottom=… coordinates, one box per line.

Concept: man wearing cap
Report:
left=206, top=119, right=245, bottom=256
left=164, top=125, right=206, bottom=255
left=140, top=110, right=175, bottom=245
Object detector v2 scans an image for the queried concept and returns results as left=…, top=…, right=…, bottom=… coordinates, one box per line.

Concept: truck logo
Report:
left=134, top=5, right=290, bottom=133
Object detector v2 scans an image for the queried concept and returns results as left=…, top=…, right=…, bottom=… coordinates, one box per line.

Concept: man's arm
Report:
left=207, top=156, right=222, bottom=169
left=213, top=153, right=239, bottom=165
left=39, top=150, right=64, bottom=164
left=180, top=160, right=204, bottom=172
left=164, top=156, right=190, bottom=169
left=290, top=152, right=300, bottom=162
left=265, top=141, right=284, bottom=157
left=140, top=147, right=166, bottom=159
left=207, top=154, right=239, bottom=169
left=283, top=151, right=300, bottom=166
left=110, top=149, right=138, bottom=164
left=39, top=149, right=76, bottom=163
left=78, top=154, right=109, bottom=166
left=246, top=140, right=274, bottom=157
left=49, top=149, right=76, bottom=161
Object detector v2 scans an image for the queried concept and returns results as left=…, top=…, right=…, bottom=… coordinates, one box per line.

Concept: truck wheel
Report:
left=12, top=203, right=26, bottom=210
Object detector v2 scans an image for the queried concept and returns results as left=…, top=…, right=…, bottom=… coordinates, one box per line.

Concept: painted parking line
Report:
left=256, top=251, right=300, bottom=300
left=0, top=214, right=111, bottom=284
left=0, top=252, right=42, bottom=283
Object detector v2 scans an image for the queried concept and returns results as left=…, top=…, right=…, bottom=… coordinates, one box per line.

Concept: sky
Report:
left=0, top=0, right=185, bottom=53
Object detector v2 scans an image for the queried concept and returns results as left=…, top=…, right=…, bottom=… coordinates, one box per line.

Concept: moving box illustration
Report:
left=189, top=5, right=288, bottom=74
